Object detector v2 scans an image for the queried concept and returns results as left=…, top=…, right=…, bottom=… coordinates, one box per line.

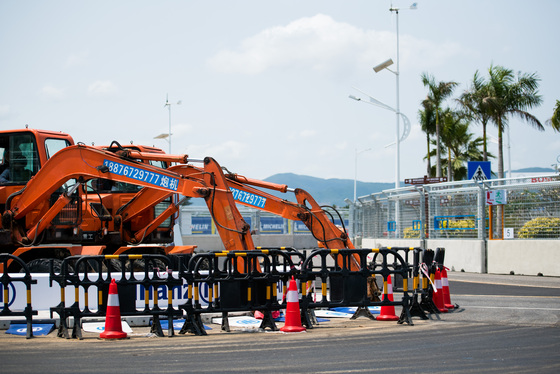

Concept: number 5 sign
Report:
left=486, top=190, right=507, bottom=205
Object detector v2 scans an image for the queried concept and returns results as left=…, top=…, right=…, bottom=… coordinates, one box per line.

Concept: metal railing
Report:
left=178, top=175, right=559, bottom=242
left=349, top=174, right=560, bottom=240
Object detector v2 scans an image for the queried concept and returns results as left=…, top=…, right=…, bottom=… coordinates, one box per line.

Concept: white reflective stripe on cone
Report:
left=435, top=279, right=442, bottom=289
left=442, top=277, right=449, bottom=287
left=286, top=291, right=299, bottom=303
left=107, top=294, right=119, bottom=307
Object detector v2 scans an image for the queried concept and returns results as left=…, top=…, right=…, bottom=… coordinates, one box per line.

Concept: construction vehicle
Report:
left=0, top=128, right=253, bottom=271
left=0, top=127, right=355, bottom=273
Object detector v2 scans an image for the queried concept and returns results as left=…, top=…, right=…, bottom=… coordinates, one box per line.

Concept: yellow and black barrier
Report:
left=300, top=247, right=414, bottom=325
left=49, top=254, right=183, bottom=339
left=0, top=254, right=37, bottom=339
left=177, top=249, right=302, bottom=335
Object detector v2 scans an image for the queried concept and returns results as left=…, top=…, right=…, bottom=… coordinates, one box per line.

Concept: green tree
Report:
left=428, top=109, right=488, bottom=181
left=546, top=100, right=560, bottom=132
left=458, top=71, right=493, bottom=161
left=485, top=65, right=543, bottom=179
left=418, top=99, right=436, bottom=176
left=421, top=73, right=459, bottom=178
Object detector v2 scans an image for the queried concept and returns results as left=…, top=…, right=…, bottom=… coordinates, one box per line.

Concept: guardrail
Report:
left=178, top=248, right=303, bottom=335
left=0, top=254, right=38, bottom=339
left=3, top=245, right=455, bottom=339
left=300, top=248, right=414, bottom=325
left=49, top=254, right=184, bottom=339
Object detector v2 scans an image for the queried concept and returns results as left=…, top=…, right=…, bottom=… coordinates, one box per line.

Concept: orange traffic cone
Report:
left=376, top=275, right=399, bottom=321
left=280, top=277, right=306, bottom=333
left=100, top=279, right=128, bottom=339
left=441, top=267, right=454, bottom=310
left=433, top=269, right=448, bottom=313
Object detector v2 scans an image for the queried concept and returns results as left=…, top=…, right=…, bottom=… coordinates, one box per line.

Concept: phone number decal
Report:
left=103, top=160, right=179, bottom=191
left=230, top=187, right=266, bottom=208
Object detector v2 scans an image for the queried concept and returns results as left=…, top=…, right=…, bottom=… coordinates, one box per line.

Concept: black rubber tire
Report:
left=23, top=258, right=66, bottom=273
left=126, top=258, right=167, bottom=272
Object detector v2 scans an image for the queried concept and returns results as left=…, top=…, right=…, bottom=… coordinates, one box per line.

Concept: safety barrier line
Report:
left=177, top=249, right=301, bottom=335
left=49, top=254, right=183, bottom=339
left=3, top=245, right=454, bottom=339
left=0, top=254, right=38, bottom=339
left=300, top=247, right=414, bottom=325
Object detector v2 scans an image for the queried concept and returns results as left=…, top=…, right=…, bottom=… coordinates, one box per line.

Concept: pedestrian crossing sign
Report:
left=468, top=161, right=491, bottom=181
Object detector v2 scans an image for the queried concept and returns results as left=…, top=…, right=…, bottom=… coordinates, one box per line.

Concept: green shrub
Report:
left=518, top=217, right=560, bottom=238
left=403, top=226, right=421, bottom=238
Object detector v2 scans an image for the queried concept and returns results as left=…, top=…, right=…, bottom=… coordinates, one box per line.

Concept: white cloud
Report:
left=300, top=129, right=316, bottom=137
left=88, top=80, right=118, bottom=96
left=41, top=85, right=65, bottom=100
left=65, top=50, right=90, bottom=68
left=0, top=105, right=10, bottom=119
left=208, top=14, right=472, bottom=75
left=183, top=140, right=247, bottom=160
left=171, top=123, right=194, bottom=137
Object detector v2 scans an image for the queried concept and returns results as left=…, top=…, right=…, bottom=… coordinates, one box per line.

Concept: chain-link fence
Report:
left=350, top=175, right=560, bottom=241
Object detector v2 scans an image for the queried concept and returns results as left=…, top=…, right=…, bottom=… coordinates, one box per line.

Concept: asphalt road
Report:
left=0, top=272, right=559, bottom=373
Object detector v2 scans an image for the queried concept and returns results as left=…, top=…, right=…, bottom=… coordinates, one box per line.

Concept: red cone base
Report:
left=441, top=267, right=454, bottom=310
left=377, top=275, right=399, bottom=321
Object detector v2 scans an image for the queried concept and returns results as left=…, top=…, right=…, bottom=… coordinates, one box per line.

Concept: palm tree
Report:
left=439, top=108, right=464, bottom=181
left=421, top=73, right=459, bottom=178
left=546, top=100, right=560, bottom=132
left=418, top=99, right=436, bottom=176
left=458, top=71, right=492, bottom=161
left=438, top=108, right=488, bottom=181
left=485, top=65, right=543, bottom=179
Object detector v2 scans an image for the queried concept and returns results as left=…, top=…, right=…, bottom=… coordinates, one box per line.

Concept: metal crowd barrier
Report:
left=178, top=249, right=303, bottom=335
left=300, top=248, right=414, bottom=325
left=39, top=246, right=452, bottom=339
left=49, top=254, right=183, bottom=339
left=0, top=254, right=38, bottom=339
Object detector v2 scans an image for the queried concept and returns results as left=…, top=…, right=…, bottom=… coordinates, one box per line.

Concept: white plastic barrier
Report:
left=1, top=272, right=291, bottom=313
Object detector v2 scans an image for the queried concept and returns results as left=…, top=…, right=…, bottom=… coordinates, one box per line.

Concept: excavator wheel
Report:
left=78, top=258, right=122, bottom=274
left=125, top=258, right=167, bottom=273
left=21, top=258, right=73, bottom=274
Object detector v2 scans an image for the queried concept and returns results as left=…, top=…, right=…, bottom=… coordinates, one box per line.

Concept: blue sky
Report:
left=1, top=0, right=558, bottom=185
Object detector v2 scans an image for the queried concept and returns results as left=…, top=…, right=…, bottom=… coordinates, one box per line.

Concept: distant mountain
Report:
left=188, top=173, right=393, bottom=207
left=263, top=173, right=393, bottom=207
left=512, top=167, right=556, bottom=173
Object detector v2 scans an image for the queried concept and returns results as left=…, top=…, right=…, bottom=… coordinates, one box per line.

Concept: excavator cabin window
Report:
left=0, top=134, right=40, bottom=185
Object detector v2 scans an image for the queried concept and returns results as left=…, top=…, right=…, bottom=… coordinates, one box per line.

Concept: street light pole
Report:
left=390, top=5, right=401, bottom=189
left=164, top=94, right=181, bottom=154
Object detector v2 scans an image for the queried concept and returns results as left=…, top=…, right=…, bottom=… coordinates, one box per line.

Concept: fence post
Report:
left=476, top=182, right=486, bottom=240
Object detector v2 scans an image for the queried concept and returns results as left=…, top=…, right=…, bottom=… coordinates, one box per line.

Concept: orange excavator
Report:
left=1, top=127, right=355, bottom=272
left=0, top=128, right=253, bottom=271
left=128, top=162, right=359, bottom=269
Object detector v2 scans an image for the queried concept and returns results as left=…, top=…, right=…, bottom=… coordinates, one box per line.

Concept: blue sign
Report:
left=103, top=159, right=179, bottom=191
left=260, top=217, right=284, bottom=234
left=468, top=161, right=491, bottom=181
left=191, top=217, right=212, bottom=234
left=294, top=221, right=310, bottom=233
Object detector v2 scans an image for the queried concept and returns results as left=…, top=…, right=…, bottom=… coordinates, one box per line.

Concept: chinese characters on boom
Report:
left=103, top=160, right=179, bottom=191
